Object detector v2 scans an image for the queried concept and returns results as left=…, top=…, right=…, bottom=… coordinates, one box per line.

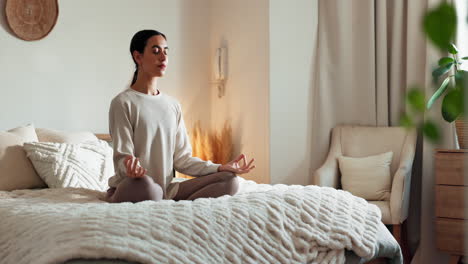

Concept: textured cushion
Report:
left=36, top=128, right=98, bottom=143
left=339, top=151, right=393, bottom=201
left=24, top=140, right=114, bottom=191
left=0, top=124, right=46, bottom=191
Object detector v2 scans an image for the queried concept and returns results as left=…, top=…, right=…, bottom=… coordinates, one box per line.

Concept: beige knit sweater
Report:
left=107, top=88, right=220, bottom=199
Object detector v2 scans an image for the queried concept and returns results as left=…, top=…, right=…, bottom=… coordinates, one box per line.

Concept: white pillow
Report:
left=0, top=124, right=47, bottom=191
left=339, top=151, right=393, bottom=201
left=35, top=128, right=98, bottom=143
left=24, top=140, right=114, bottom=191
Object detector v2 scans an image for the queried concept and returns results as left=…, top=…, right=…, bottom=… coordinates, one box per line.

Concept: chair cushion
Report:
left=0, top=124, right=47, bottom=191
left=339, top=151, right=393, bottom=200
left=339, top=126, right=409, bottom=177
left=368, top=201, right=391, bottom=224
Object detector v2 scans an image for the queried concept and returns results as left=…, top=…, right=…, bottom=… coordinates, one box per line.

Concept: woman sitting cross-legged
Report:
left=106, top=29, right=255, bottom=203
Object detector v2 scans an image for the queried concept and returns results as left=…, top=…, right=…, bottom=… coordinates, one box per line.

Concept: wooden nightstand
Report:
left=435, top=149, right=468, bottom=264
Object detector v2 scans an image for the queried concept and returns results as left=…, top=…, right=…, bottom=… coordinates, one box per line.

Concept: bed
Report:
left=0, top=128, right=402, bottom=264
left=0, top=179, right=402, bottom=264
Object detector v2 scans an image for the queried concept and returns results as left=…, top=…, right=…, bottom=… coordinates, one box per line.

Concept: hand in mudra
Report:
left=124, top=155, right=147, bottom=178
left=219, top=154, right=255, bottom=175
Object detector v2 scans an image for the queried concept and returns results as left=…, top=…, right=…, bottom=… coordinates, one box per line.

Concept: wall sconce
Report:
left=213, top=47, right=228, bottom=98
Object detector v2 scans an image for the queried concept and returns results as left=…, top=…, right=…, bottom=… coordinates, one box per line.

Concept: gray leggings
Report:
left=106, top=171, right=239, bottom=203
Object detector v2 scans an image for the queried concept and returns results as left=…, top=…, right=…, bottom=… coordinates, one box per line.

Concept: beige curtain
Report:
left=310, top=0, right=457, bottom=263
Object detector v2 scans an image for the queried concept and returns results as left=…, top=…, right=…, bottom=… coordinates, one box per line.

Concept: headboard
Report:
left=95, top=134, right=112, bottom=143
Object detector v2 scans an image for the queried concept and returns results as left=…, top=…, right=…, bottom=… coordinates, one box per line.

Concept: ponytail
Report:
left=131, top=67, right=138, bottom=86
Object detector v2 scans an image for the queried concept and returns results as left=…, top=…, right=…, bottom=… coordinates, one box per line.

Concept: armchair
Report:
left=313, top=125, right=416, bottom=248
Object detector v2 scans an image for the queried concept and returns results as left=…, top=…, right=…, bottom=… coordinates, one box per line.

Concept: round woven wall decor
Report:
left=5, top=0, right=59, bottom=41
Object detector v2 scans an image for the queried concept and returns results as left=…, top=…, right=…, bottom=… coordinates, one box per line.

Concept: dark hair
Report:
left=130, top=30, right=167, bottom=85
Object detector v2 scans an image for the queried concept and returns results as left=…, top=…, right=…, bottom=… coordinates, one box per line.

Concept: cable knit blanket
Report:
left=0, top=178, right=381, bottom=264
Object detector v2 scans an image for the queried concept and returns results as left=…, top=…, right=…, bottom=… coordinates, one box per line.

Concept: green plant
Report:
left=401, top=2, right=467, bottom=143
left=427, top=43, right=467, bottom=122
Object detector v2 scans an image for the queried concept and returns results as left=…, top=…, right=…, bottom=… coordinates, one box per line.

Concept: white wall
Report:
left=0, top=0, right=270, bottom=184
left=0, top=0, right=212, bottom=132
left=0, top=0, right=318, bottom=186
left=209, top=0, right=270, bottom=183
left=269, top=0, right=318, bottom=185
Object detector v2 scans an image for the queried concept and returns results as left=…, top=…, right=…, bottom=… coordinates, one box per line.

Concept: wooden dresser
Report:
left=435, top=149, right=468, bottom=264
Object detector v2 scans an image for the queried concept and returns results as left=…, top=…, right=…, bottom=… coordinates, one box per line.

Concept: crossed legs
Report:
left=106, top=171, right=239, bottom=203
left=106, top=175, right=163, bottom=203
left=173, top=171, right=239, bottom=201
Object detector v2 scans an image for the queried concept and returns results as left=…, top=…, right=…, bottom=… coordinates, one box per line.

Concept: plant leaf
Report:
left=441, top=89, right=463, bottom=122
left=422, top=120, right=441, bottom=143
left=455, top=70, right=467, bottom=85
left=407, top=88, right=426, bottom=113
left=448, top=43, right=459, bottom=54
left=399, top=113, right=414, bottom=128
left=427, top=77, right=451, bottom=109
left=462, top=56, right=468, bottom=60
left=438, top=57, right=455, bottom=66
left=432, top=63, right=454, bottom=79
left=423, top=3, right=457, bottom=52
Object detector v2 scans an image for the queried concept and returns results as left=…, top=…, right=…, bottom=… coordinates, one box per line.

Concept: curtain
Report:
left=309, top=1, right=457, bottom=263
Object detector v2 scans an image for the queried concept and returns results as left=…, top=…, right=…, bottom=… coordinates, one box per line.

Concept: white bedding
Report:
left=0, top=178, right=393, bottom=264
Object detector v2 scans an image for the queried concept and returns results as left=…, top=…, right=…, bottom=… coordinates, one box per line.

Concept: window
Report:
left=456, top=0, right=468, bottom=70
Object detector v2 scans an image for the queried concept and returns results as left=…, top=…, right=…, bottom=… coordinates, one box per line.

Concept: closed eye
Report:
left=152, top=45, right=169, bottom=55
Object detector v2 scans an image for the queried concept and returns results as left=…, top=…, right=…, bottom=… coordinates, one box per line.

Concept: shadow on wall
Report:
left=307, top=34, right=317, bottom=185
left=177, top=1, right=212, bottom=130
left=177, top=1, right=247, bottom=163
left=0, top=0, right=14, bottom=36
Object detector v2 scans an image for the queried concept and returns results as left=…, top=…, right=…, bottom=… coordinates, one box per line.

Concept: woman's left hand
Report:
left=218, top=154, right=255, bottom=175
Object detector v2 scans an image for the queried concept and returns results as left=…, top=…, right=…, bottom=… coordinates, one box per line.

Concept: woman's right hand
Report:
left=124, top=155, right=147, bottom=178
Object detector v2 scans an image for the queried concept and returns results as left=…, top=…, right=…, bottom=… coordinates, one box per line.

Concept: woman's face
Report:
left=134, top=35, right=168, bottom=78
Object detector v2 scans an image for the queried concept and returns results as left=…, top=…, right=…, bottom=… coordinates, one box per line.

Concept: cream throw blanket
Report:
left=0, top=178, right=381, bottom=264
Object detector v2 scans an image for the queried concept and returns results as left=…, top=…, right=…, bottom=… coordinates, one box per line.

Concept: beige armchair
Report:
left=313, top=125, right=416, bottom=245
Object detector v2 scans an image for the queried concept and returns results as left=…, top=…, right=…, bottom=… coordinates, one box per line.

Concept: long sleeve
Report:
left=108, top=99, right=135, bottom=187
left=173, top=104, right=221, bottom=176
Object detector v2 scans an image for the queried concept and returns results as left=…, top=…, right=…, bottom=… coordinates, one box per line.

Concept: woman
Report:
left=106, top=30, right=255, bottom=203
